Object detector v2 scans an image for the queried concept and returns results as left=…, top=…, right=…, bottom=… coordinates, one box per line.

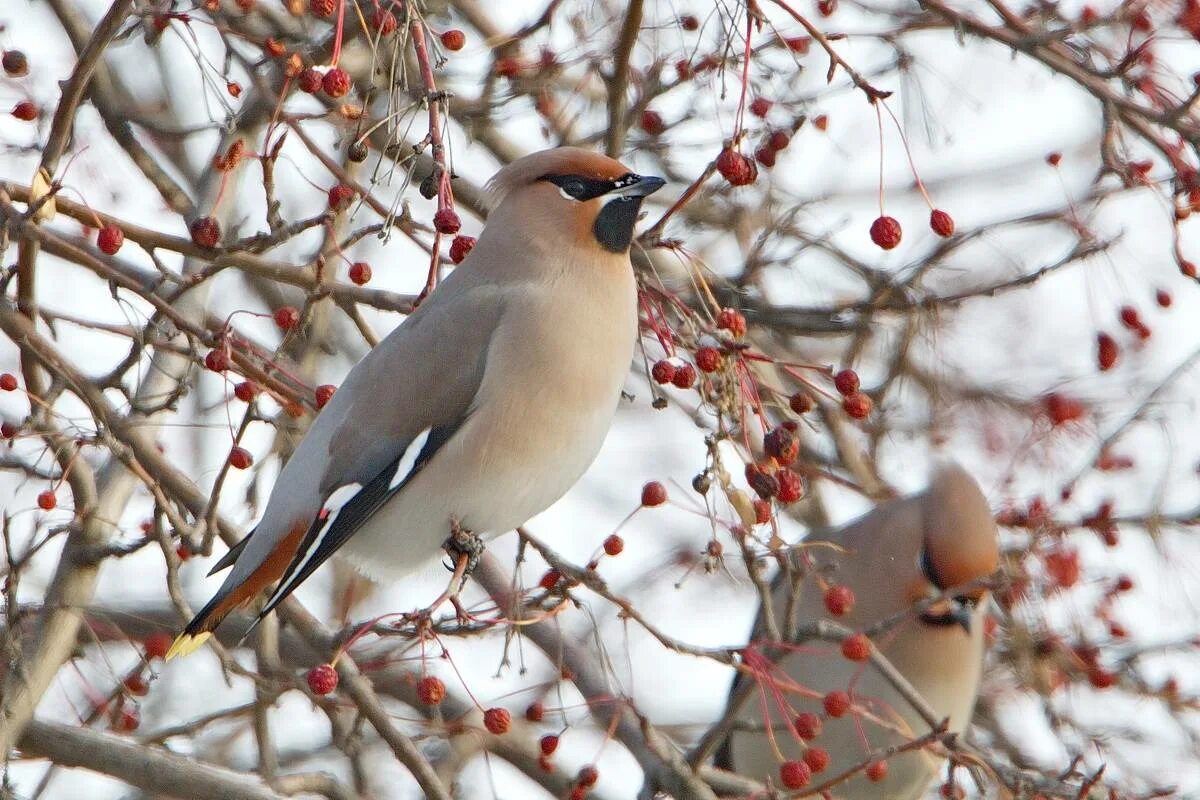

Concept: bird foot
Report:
left=442, top=519, right=485, bottom=580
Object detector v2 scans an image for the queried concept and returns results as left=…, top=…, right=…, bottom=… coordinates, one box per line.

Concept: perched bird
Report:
left=720, top=464, right=999, bottom=798
left=167, top=148, right=665, bottom=659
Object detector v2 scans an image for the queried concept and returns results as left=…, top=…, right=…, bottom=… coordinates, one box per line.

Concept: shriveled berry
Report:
left=764, top=425, right=798, bottom=465
left=228, top=446, right=253, bottom=470
left=0, top=373, right=17, bottom=391
left=640, top=109, right=665, bottom=135
left=651, top=360, right=675, bottom=384
left=12, top=101, right=37, bottom=121
left=745, top=463, right=779, bottom=499
left=348, top=141, right=368, bottom=162
left=793, top=711, right=822, bottom=740
left=869, top=215, right=902, bottom=250
left=315, top=384, right=336, bottom=408
left=348, top=261, right=372, bottom=285
left=603, top=534, right=624, bottom=556
left=823, top=690, right=851, bottom=717
left=754, top=145, right=776, bottom=168
left=841, top=632, right=871, bottom=661
left=804, top=745, right=830, bottom=773
left=577, top=765, right=599, bottom=787
left=449, top=235, right=476, bottom=264
left=716, top=307, right=747, bottom=337
left=833, top=368, right=860, bottom=396
left=417, top=675, right=446, bottom=705
left=842, top=391, right=872, bottom=419
left=204, top=349, right=230, bottom=372
left=824, top=584, right=855, bottom=616
left=1046, top=152, right=1062, bottom=167
left=716, top=147, right=756, bottom=186
left=525, top=701, right=545, bottom=721
left=2, top=50, right=29, bottom=77
left=785, top=36, right=811, bottom=53
left=1044, top=548, right=1080, bottom=589
left=752, top=499, right=772, bottom=524
left=780, top=760, right=811, bottom=789
left=441, top=29, right=466, bottom=51
left=115, top=708, right=141, bottom=733
left=1, top=422, right=17, bottom=439
left=307, top=663, right=338, bottom=695
left=1097, top=333, right=1118, bottom=371
left=749, top=97, right=772, bottom=117
left=695, top=346, right=722, bottom=373
left=768, top=130, right=791, bottom=151
left=680, top=14, right=699, bottom=30
left=540, top=734, right=559, bottom=755
left=124, top=675, right=149, bottom=696
left=483, top=707, right=511, bottom=734
left=776, top=469, right=803, bottom=504
left=322, top=67, right=350, bottom=97
left=189, top=216, right=221, bottom=248
left=37, top=490, right=56, bottom=510
left=309, top=0, right=334, bottom=16
left=538, top=570, right=560, bottom=590
left=641, top=481, right=668, bottom=506
left=433, top=208, right=461, bottom=234
left=274, top=306, right=301, bottom=330
left=97, top=224, right=124, bottom=255
left=373, top=9, right=397, bottom=34
left=328, top=183, right=354, bottom=211
left=929, top=209, right=955, bottom=237
left=789, top=391, right=814, bottom=414
left=671, top=363, right=696, bottom=389
left=298, top=68, right=322, bottom=93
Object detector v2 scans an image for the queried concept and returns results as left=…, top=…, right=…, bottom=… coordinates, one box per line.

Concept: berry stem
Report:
left=330, top=0, right=346, bottom=68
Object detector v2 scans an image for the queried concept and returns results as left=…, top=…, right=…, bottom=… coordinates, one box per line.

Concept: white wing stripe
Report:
left=263, top=481, right=361, bottom=610
left=390, top=428, right=432, bottom=490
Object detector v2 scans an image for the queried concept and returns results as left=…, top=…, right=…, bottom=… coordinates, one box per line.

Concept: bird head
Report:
left=484, top=147, right=666, bottom=255
left=912, top=464, right=1000, bottom=632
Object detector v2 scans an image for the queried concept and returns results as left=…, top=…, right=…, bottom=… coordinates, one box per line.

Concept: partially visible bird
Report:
left=167, top=148, right=665, bottom=659
left=721, top=464, right=999, bottom=798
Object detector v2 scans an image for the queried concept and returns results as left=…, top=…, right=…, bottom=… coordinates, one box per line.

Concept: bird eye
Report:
left=955, top=595, right=976, bottom=608
left=561, top=179, right=586, bottom=199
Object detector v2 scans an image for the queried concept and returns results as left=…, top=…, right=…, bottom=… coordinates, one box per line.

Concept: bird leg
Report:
left=437, top=518, right=484, bottom=622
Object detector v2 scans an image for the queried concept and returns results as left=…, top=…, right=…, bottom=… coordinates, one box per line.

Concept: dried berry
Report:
left=823, top=584, right=855, bottom=616
left=2, top=50, right=29, bottom=77
left=780, top=760, right=811, bottom=789
left=348, top=141, right=368, bottom=162
left=842, top=391, right=872, bottom=419
left=538, top=570, right=560, bottom=590
left=274, top=306, right=301, bottom=330
left=680, top=14, right=699, bottom=30
left=298, top=68, right=323, bottom=93
left=776, top=469, right=803, bottom=504
left=483, top=707, right=511, bottom=734
left=869, top=215, right=902, bottom=250
left=716, top=147, right=756, bottom=186
left=373, top=9, right=397, bottom=35
left=348, top=261, right=372, bottom=285
left=433, top=208, right=461, bottom=235
left=189, top=216, right=221, bottom=248
left=754, top=145, right=776, bottom=168
left=789, top=391, right=814, bottom=414
left=143, top=633, right=172, bottom=660
left=12, top=101, right=37, bottom=121
left=1097, top=332, right=1118, bottom=371
left=204, top=349, right=230, bottom=372
left=716, top=308, right=747, bottom=337
left=525, top=701, right=545, bottom=721
left=768, top=130, right=791, bottom=151
left=98, top=224, right=124, bottom=255
left=577, top=765, right=599, bottom=788
left=671, top=363, right=696, bottom=389
left=441, top=30, right=466, bottom=51
left=745, top=463, right=779, bottom=500
left=228, top=446, right=253, bottom=470
left=603, top=534, right=624, bottom=556
left=695, top=346, right=722, bottom=373
left=309, top=0, right=334, bottom=16
left=833, top=368, right=859, bottom=396
left=322, top=68, right=350, bottom=98
left=124, top=675, right=149, bottom=697
left=315, top=384, right=336, bottom=409
left=0, top=373, right=17, bottom=391
left=641, top=481, right=668, bottom=506
left=753, top=499, right=771, bottom=524
left=115, top=708, right=141, bottom=733
left=306, top=663, right=338, bottom=695
left=449, top=235, right=476, bottom=264
left=417, top=676, right=446, bottom=705
left=764, top=425, right=799, bottom=465
left=929, top=209, right=955, bottom=237
left=651, top=360, right=675, bottom=384
left=540, top=734, right=559, bottom=755
left=640, top=109, right=665, bottom=135
left=749, top=97, right=772, bottom=117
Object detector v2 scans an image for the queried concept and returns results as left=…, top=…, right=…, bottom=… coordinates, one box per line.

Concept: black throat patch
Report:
left=593, top=197, right=644, bottom=253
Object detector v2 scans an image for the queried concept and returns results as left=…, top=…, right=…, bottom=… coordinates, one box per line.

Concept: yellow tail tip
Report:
left=165, top=631, right=212, bottom=661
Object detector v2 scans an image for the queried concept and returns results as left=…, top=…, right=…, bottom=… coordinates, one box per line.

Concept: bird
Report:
left=719, top=464, right=1000, bottom=798
left=166, top=147, right=665, bottom=659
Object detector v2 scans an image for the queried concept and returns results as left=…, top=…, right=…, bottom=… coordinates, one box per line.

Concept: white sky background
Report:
left=2, top=0, right=1200, bottom=797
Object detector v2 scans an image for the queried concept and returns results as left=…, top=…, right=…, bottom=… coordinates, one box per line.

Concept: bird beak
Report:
left=949, top=603, right=973, bottom=633
left=607, top=174, right=666, bottom=200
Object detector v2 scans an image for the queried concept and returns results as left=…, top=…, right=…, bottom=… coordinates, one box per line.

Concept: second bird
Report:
left=168, top=147, right=665, bottom=658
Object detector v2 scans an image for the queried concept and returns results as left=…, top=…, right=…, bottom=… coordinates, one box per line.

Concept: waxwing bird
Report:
left=167, top=148, right=665, bottom=659
left=720, top=464, right=1000, bottom=798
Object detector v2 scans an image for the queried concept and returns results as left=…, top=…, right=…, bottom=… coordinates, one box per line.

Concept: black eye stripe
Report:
left=540, top=173, right=636, bottom=201
left=920, top=547, right=946, bottom=590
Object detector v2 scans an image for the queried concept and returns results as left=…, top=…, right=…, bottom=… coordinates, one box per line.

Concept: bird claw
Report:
left=442, top=519, right=485, bottom=578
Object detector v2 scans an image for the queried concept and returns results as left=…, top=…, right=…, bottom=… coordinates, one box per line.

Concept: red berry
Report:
left=97, top=224, right=124, bottom=255
left=36, top=490, right=56, bottom=510
left=716, top=308, right=747, bottom=337
left=768, top=130, right=791, bottom=151
left=715, top=147, right=757, bottom=186
left=228, top=446, right=253, bottom=470
left=433, top=208, right=461, bottom=235
left=11, top=101, right=36, bottom=121
left=779, top=760, right=811, bottom=789
left=651, top=360, right=676, bottom=384
left=641, top=481, right=668, bottom=507
left=495, top=57, right=521, bottom=79
left=577, top=765, right=599, bottom=788
left=813, top=114, right=829, bottom=131
left=640, top=109, right=665, bottom=135
left=538, top=570, right=561, bottom=590
left=525, top=701, right=545, bottom=721
left=603, top=534, right=624, bottom=556
left=833, top=368, right=859, bottom=396
left=372, top=9, right=397, bottom=35
left=745, top=463, right=779, bottom=499
left=417, top=675, right=446, bottom=705
left=1118, top=305, right=1140, bottom=329
left=1, top=422, right=17, bottom=439
left=204, top=349, right=230, bottom=372
left=804, top=746, right=830, bottom=773
left=274, top=306, right=301, bottom=330
left=143, top=633, right=172, bottom=660
left=115, top=708, right=141, bottom=733
left=348, top=261, right=372, bottom=285
left=754, top=145, right=777, bottom=168
left=328, top=183, right=354, bottom=211
left=1046, top=152, right=1062, bottom=167
left=776, top=469, right=803, bottom=504
left=124, top=675, right=149, bottom=696
left=322, top=67, right=350, bottom=97
left=824, top=585, right=855, bottom=616
left=749, top=97, right=772, bottom=117
left=695, top=346, right=722, bottom=373
left=842, top=391, right=872, bottom=419
left=865, top=760, right=888, bottom=782
left=189, top=216, right=221, bottom=248
left=315, top=384, right=336, bottom=409
left=307, top=663, right=338, bottom=695
left=1182, top=260, right=1197, bottom=278
left=1156, top=289, right=1172, bottom=307
left=540, top=734, right=559, bottom=755
left=785, top=36, right=810, bottom=53
left=309, top=0, right=334, bottom=16
left=823, top=690, right=851, bottom=717
left=817, top=0, right=837, bottom=15
left=298, top=68, right=322, bottom=93
left=0, top=373, right=17, bottom=391
left=929, top=209, right=955, bottom=237
left=793, top=711, right=822, bottom=740
left=2, top=50, right=28, bottom=77
left=680, top=14, right=699, bottom=30
left=840, top=632, right=871, bottom=662
left=441, top=29, right=466, bottom=51
left=538, top=754, right=553, bottom=773
left=671, top=363, right=696, bottom=389
left=1044, top=548, right=1080, bottom=589
left=789, top=392, right=814, bottom=414
left=1097, top=333, right=1118, bottom=371
left=869, top=215, right=902, bottom=250
left=483, top=707, right=511, bottom=734
left=764, top=425, right=799, bottom=465
left=1115, top=574, right=1134, bottom=592
left=449, top=235, right=476, bottom=264
left=1044, top=393, right=1085, bottom=426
